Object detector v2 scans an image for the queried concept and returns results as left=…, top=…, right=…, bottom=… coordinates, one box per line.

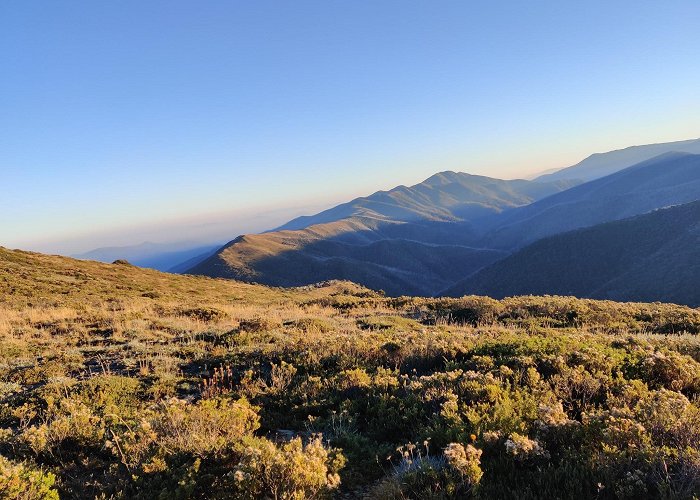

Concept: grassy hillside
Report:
left=445, top=201, right=700, bottom=306
left=2, top=247, right=700, bottom=498
left=188, top=217, right=507, bottom=296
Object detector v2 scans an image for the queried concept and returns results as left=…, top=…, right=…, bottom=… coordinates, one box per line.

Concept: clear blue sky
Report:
left=2, top=1, right=699, bottom=253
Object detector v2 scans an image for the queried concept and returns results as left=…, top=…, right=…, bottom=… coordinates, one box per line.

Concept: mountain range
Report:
left=445, top=200, right=700, bottom=306
left=186, top=174, right=577, bottom=296
left=180, top=138, right=700, bottom=305
left=69, top=139, right=698, bottom=305
left=479, top=151, right=700, bottom=250
left=275, top=171, right=579, bottom=231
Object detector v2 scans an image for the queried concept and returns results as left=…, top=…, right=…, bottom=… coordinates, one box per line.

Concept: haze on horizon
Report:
left=2, top=1, right=700, bottom=254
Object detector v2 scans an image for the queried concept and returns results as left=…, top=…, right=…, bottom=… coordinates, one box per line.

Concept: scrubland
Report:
left=1, top=247, right=700, bottom=498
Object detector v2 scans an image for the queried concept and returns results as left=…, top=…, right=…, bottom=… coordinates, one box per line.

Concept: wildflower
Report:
left=482, top=431, right=501, bottom=444
left=504, top=433, right=550, bottom=461
left=444, top=443, right=483, bottom=485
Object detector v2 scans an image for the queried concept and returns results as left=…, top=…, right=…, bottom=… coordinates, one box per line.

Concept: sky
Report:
left=2, top=1, right=699, bottom=254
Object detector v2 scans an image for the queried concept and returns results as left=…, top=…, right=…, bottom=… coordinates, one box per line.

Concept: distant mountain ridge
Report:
left=74, top=241, right=221, bottom=272
left=444, top=200, right=700, bottom=306
left=276, top=171, right=579, bottom=231
left=536, top=137, right=700, bottom=182
left=480, top=152, right=700, bottom=250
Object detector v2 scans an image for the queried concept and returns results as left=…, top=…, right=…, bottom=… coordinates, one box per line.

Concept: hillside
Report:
left=446, top=200, right=700, bottom=306
left=187, top=172, right=576, bottom=295
left=187, top=217, right=508, bottom=296
left=480, top=152, right=700, bottom=250
left=2, top=247, right=700, bottom=499
left=536, top=137, right=700, bottom=182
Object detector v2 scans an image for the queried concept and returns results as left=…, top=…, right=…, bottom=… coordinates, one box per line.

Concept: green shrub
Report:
left=109, top=397, right=260, bottom=471
left=232, top=435, right=345, bottom=499
left=370, top=443, right=482, bottom=499
left=20, top=397, right=105, bottom=458
left=0, top=455, right=58, bottom=500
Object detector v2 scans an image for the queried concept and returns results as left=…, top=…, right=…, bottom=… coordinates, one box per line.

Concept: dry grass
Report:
left=2, top=246, right=700, bottom=498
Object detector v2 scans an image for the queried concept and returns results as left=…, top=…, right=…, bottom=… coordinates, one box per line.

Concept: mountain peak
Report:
left=422, top=170, right=469, bottom=186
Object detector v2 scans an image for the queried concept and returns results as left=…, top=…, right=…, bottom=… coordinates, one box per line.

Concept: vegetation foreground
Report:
left=1, top=247, right=700, bottom=499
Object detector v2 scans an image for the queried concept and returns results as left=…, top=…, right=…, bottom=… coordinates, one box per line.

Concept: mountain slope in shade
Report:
left=276, top=171, right=579, bottom=231
left=186, top=217, right=509, bottom=296
left=536, top=138, right=700, bottom=182
left=445, top=200, right=700, bottom=306
left=167, top=246, right=221, bottom=273
left=187, top=173, right=574, bottom=296
left=481, top=152, right=700, bottom=250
